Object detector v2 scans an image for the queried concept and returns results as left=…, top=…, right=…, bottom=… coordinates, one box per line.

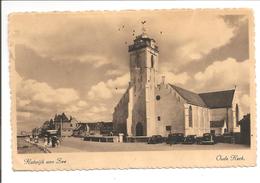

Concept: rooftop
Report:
left=170, top=84, right=235, bottom=109
left=199, top=90, right=235, bottom=109
left=128, top=33, right=158, bottom=52
left=170, top=84, right=206, bottom=107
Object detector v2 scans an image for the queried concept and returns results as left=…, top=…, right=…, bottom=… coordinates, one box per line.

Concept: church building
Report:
left=112, top=32, right=241, bottom=137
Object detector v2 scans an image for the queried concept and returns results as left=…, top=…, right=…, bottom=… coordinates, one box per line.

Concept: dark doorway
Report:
left=136, top=122, right=144, bottom=136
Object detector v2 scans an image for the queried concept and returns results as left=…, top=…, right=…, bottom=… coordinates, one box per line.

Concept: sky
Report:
left=9, top=10, right=251, bottom=132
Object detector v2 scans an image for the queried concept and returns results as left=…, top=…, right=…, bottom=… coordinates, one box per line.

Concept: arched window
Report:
left=189, top=106, right=193, bottom=127
left=236, top=104, right=239, bottom=126
left=151, top=55, right=154, bottom=68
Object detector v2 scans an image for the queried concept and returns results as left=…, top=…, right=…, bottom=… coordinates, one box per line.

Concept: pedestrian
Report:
left=169, top=132, right=173, bottom=146
left=44, top=136, right=48, bottom=147
left=51, top=136, right=56, bottom=148
left=56, top=138, right=60, bottom=147
left=49, top=137, right=52, bottom=147
left=35, top=135, right=39, bottom=143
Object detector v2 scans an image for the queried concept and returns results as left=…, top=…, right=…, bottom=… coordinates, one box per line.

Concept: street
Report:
left=17, top=137, right=46, bottom=154
left=48, top=137, right=250, bottom=153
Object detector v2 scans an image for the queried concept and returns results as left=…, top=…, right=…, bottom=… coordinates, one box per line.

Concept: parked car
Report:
left=197, top=133, right=215, bottom=145
left=182, top=135, right=197, bottom=144
left=147, top=135, right=164, bottom=144
left=166, top=133, right=184, bottom=144
left=214, top=135, right=223, bottom=144
left=223, top=132, right=235, bottom=144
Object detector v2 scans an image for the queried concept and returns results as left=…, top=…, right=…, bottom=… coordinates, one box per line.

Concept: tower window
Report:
left=157, top=116, right=161, bottom=121
left=151, top=55, right=154, bottom=68
left=156, top=95, right=161, bottom=100
left=166, top=126, right=171, bottom=131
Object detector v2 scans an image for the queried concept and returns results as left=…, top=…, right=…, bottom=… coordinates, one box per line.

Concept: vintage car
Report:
left=166, top=133, right=185, bottom=144
left=222, top=132, right=235, bottom=144
left=197, top=133, right=215, bottom=145
left=147, top=135, right=164, bottom=144
left=182, top=135, right=197, bottom=144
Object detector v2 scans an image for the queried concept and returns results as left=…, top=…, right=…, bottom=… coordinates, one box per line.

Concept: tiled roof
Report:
left=170, top=84, right=207, bottom=107
left=170, top=84, right=235, bottom=109
left=199, top=90, right=235, bottom=108
left=210, top=120, right=225, bottom=128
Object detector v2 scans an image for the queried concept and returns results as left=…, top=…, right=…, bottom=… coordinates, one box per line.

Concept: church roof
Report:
left=199, top=90, right=235, bottom=108
left=170, top=84, right=235, bottom=108
left=170, top=84, right=207, bottom=107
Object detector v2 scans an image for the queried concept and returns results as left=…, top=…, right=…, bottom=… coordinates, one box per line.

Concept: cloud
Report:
left=17, top=99, right=31, bottom=108
left=87, top=73, right=129, bottom=100
left=11, top=11, right=237, bottom=74
left=194, top=58, right=249, bottom=91
left=17, top=79, right=79, bottom=105
left=159, top=71, right=190, bottom=85
left=59, top=54, right=111, bottom=68
left=106, top=73, right=130, bottom=88
left=77, top=100, right=87, bottom=107
left=240, top=94, right=250, bottom=114
left=15, top=74, right=90, bottom=131
left=105, top=69, right=124, bottom=76
left=89, top=105, right=107, bottom=113
left=190, top=58, right=250, bottom=115
left=179, top=16, right=249, bottom=75
left=87, top=81, right=113, bottom=100
left=17, top=111, right=32, bottom=118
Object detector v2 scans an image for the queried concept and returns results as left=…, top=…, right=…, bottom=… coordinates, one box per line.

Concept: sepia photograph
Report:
left=9, top=9, right=255, bottom=170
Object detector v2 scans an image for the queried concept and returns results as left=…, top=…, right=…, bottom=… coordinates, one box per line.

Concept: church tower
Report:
left=128, top=32, right=159, bottom=136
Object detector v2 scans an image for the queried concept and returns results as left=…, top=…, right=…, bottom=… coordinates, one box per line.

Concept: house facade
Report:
left=53, top=113, right=77, bottom=137
left=113, top=32, right=241, bottom=137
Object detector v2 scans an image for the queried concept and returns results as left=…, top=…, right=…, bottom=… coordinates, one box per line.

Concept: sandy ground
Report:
left=17, top=138, right=45, bottom=154
left=48, top=137, right=250, bottom=153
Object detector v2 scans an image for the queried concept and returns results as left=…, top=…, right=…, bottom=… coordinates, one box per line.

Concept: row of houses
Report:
left=31, top=113, right=113, bottom=138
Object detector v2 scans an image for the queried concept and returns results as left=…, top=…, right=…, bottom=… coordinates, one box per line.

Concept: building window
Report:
left=166, top=126, right=171, bottom=131
left=156, top=95, right=161, bottom=100
left=157, top=116, right=161, bottom=121
left=236, top=104, right=239, bottom=127
left=151, top=55, right=154, bottom=68
left=189, top=106, right=193, bottom=127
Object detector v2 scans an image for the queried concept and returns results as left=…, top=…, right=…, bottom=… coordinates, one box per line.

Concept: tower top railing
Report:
left=128, top=34, right=159, bottom=52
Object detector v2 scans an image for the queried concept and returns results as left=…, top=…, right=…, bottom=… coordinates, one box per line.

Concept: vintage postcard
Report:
left=10, top=9, right=256, bottom=170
